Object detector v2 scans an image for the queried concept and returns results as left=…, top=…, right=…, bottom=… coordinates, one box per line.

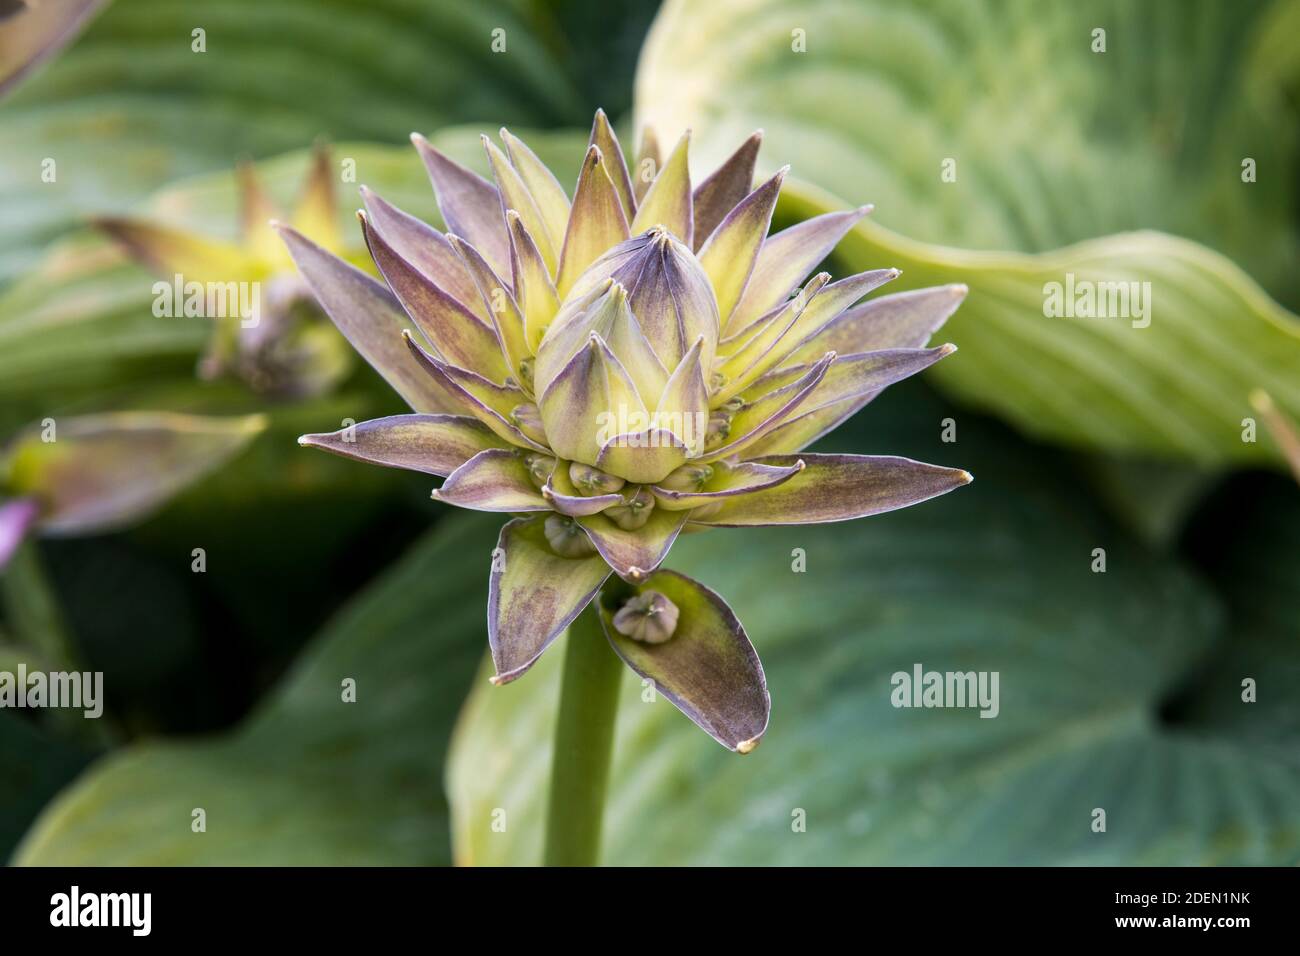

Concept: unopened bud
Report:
left=657, top=463, right=713, bottom=492
left=612, top=590, right=679, bottom=644
left=603, top=487, right=655, bottom=530
left=569, top=462, right=626, bottom=496
left=543, top=514, right=596, bottom=557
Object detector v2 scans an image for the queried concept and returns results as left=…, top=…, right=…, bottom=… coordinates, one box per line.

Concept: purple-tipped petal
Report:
left=433, top=448, right=549, bottom=512
left=632, top=126, right=661, bottom=203
left=488, top=517, right=611, bottom=683
left=691, top=453, right=972, bottom=526
left=783, top=284, right=969, bottom=366
left=403, top=332, right=548, bottom=451
left=2, top=412, right=265, bottom=536
left=631, top=130, right=692, bottom=246
left=713, top=275, right=829, bottom=404
left=539, top=333, right=645, bottom=466
left=588, top=108, right=637, bottom=221
left=298, top=414, right=507, bottom=477
left=508, top=211, right=561, bottom=352
left=500, top=128, right=571, bottom=250
left=692, top=131, right=762, bottom=252
left=446, top=234, right=531, bottom=385
left=703, top=352, right=834, bottom=461
left=0, top=498, right=39, bottom=569
left=597, top=569, right=769, bottom=752
left=597, top=429, right=690, bottom=485
left=0, top=0, right=105, bottom=98
left=751, top=345, right=956, bottom=418
left=483, top=135, right=558, bottom=272
left=556, top=146, right=631, bottom=297
left=577, top=506, right=689, bottom=582
left=773, top=267, right=900, bottom=351
left=359, top=186, right=487, bottom=322
left=411, top=132, right=510, bottom=276
left=360, top=212, right=511, bottom=384
left=726, top=205, right=871, bottom=335
left=697, top=168, right=786, bottom=324
left=277, top=223, right=453, bottom=413
left=651, top=459, right=803, bottom=511
left=542, top=465, right=624, bottom=517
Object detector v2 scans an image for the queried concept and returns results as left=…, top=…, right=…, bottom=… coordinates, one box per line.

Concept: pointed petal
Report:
left=754, top=345, right=955, bottom=419
left=597, top=570, right=768, bottom=752
left=556, top=146, right=631, bottom=297
left=656, top=336, right=708, bottom=455
left=631, top=130, right=692, bottom=245
left=291, top=143, right=340, bottom=252
left=403, top=332, right=547, bottom=451
left=702, top=352, right=834, bottom=461
left=596, top=429, right=689, bottom=484
left=360, top=212, right=511, bottom=384
left=587, top=109, right=637, bottom=222
left=0, top=0, right=105, bottom=98
left=620, top=231, right=720, bottom=373
left=447, top=234, right=530, bottom=386
left=652, top=459, right=802, bottom=511
left=277, top=223, right=453, bottom=413
left=713, top=274, right=829, bottom=403
left=692, top=454, right=973, bottom=526
left=508, top=211, right=561, bottom=352
left=298, top=413, right=507, bottom=477
left=500, top=128, right=571, bottom=256
left=236, top=161, right=284, bottom=262
left=0, top=498, right=39, bottom=569
left=632, top=126, right=661, bottom=203
left=489, top=517, right=611, bottom=683
left=483, top=135, right=558, bottom=273
left=783, top=284, right=968, bottom=366
left=433, top=448, right=548, bottom=512
left=756, top=267, right=899, bottom=353
left=697, top=168, right=785, bottom=325
left=359, top=186, right=488, bottom=322
left=411, top=132, right=509, bottom=276
left=726, top=205, right=871, bottom=334
left=578, top=507, right=688, bottom=582
left=539, top=333, right=645, bottom=465
left=692, top=131, right=762, bottom=252
left=2, top=412, right=264, bottom=536
left=95, top=217, right=255, bottom=283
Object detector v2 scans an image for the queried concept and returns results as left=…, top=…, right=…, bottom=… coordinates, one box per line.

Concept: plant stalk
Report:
left=543, top=600, right=623, bottom=866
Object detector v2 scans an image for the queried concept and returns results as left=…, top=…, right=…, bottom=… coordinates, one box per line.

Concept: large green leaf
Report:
left=13, top=512, right=501, bottom=865
left=0, top=711, right=92, bottom=863
left=445, top=383, right=1300, bottom=865
left=0, top=0, right=591, bottom=284
left=635, top=0, right=1300, bottom=467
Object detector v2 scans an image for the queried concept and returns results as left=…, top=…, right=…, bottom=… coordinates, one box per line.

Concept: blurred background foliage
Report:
left=1, top=0, right=1297, bottom=865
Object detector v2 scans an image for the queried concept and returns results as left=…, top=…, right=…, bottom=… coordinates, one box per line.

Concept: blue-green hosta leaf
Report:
left=635, top=0, right=1300, bottom=468
left=12, top=513, right=502, bottom=865
left=444, top=388, right=1300, bottom=866
left=637, top=0, right=1300, bottom=293
left=0, top=0, right=589, bottom=284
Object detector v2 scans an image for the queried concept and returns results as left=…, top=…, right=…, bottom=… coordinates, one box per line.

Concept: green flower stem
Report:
left=543, top=600, right=623, bottom=867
